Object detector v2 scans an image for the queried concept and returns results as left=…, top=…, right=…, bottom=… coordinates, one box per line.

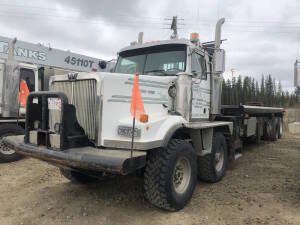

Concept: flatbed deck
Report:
left=221, top=105, right=284, bottom=117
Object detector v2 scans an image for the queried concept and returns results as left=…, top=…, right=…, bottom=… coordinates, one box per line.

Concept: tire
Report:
left=144, top=139, right=197, bottom=211
left=0, top=124, right=24, bottom=163
left=60, top=168, right=98, bottom=184
left=271, top=118, right=280, bottom=141
left=197, top=132, right=228, bottom=183
left=277, top=118, right=282, bottom=139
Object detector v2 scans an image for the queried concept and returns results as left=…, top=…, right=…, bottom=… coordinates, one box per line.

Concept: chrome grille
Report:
left=49, top=79, right=97, bottom=140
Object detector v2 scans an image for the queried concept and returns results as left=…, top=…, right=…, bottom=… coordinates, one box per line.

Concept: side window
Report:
left=191, top=53, right=207, bottom=80
left=191, top=53, right=201, bottom=74
left=20, top=68, right=35, bottom=92
left=198, top=55, right=207, bottom=80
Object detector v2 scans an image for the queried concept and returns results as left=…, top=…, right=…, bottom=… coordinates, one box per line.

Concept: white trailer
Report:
left=4, top=19, right=284, bottom=211
left=0, top=36, right=115, bottom=162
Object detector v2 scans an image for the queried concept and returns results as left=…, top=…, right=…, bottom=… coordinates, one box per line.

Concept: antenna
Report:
left=163, top=16, right=184, bottom=39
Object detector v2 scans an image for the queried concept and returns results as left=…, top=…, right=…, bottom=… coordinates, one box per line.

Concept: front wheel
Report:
left=144, top=139, right=197, bottom=211
left=0, top=124, right=25, bottom=163
left=197, top=132, right=228, bottom=183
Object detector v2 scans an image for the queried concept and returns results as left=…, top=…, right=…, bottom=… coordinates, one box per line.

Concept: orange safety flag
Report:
left=130, top=73, right=148, bottom=123
left=18, top=79, right=30, bottom=107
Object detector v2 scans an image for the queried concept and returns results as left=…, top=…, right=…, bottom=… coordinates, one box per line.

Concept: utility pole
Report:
left=170, top=16, right=178, bottom=39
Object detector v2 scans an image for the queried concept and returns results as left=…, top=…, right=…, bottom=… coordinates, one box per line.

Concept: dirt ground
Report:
left=0, top=134, right=299, bottom=225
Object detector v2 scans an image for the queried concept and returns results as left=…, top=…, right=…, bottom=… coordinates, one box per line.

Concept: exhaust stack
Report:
left=211, top=18, right=226, bottom=116
left=214, top=18, right=225, bottom=50
left=138, top=32, right=143, bottom=44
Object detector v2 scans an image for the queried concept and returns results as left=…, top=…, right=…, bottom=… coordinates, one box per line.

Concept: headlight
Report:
left=168, top=84, right=177, bottom=98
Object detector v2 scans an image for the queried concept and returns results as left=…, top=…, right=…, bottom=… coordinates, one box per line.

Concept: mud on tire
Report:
left=144, top=139, right=197, bottom=211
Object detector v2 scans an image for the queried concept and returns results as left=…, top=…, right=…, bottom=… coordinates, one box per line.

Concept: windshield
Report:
left=115, top=44, right=186, bottom=76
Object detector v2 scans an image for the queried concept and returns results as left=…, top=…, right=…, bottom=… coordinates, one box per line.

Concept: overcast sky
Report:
left=0, top=0, right=299, bottom=91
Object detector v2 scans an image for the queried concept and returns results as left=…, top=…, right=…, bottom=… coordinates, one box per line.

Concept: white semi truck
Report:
left=4, top=18, right=283, bottom=211
left=0, top=36, right=114, bottom=162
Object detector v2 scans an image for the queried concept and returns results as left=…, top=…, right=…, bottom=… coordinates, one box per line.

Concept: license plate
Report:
left=118, top=126, right=141, bottom=138
left=48, top=98, right=61, bottom=111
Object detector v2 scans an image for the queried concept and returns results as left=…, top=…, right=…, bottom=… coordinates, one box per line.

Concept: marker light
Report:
left=190, top=32, right=199, bottom=43
left=140, top=114, right=149, bottom=123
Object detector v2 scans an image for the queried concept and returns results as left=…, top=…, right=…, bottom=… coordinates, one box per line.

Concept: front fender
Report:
left=103, top=115, right=187, bottom=150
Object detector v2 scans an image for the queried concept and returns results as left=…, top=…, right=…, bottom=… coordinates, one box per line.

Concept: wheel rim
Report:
left=215, top=146, right=225, bottom=172
left=0, top=134, right=15, bottom=155
left=173, top=156, right=191, bottom=194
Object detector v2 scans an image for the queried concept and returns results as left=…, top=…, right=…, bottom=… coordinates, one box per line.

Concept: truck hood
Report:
left=98, top=72, right=178, bottom=147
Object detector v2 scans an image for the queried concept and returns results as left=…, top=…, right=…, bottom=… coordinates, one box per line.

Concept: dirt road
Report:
left=0, top=134, right=299, bottom=225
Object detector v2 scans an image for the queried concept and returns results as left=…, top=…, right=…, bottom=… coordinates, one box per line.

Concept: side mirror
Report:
left=213, top=49, right=225, bottom=73
left=98, top=60, right=107, bottom=69
left=191, top=71, right=198, bottom=77
left=192, top=71, right=207, bottom=80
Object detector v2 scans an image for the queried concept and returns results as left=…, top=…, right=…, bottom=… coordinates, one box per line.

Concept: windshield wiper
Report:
left=144, top=69, right=169, bottom=76
left=166, top=68, right=183, bottom=72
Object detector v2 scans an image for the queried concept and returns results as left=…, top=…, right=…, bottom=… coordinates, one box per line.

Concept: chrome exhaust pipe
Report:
left=214, top=18, right=225, bottom=49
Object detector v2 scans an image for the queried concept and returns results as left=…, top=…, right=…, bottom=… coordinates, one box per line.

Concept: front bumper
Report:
left=4, top=135, right=146, bottom=175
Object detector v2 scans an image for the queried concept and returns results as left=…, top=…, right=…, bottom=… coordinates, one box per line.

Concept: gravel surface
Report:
left=0, top=134, right=299, bottom=225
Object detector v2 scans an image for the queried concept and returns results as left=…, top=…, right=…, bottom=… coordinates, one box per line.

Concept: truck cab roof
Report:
left=119, top=38, right=198, bottom=53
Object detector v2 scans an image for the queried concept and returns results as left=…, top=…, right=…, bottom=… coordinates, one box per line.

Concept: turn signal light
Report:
left=140, top=114, right=149, bottom=123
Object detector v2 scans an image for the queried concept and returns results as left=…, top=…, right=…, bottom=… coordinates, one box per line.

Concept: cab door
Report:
left=20, top=68, right=35, bottom=92
left=19, top=64, right=39, bottom=92
left=190, top=51, right=210, bottom=120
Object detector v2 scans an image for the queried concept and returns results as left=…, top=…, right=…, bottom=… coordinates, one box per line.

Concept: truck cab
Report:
left=114, top=38, right=213, bottom=120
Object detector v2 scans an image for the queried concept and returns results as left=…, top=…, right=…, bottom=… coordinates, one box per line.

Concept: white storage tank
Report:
left=288, top=122, right=300, bottom=134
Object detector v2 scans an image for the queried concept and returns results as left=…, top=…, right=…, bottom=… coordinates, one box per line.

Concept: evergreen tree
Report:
left=255, top=81, right=260, bottom=102
left=260, top=75, right=265, bottom=104
left=221, top=74, right=297, bottom=107
left=236, top=76, right=242, bottom=104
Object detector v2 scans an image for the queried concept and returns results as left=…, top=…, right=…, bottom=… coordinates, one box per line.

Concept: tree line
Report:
left=221, top=74, right=300, bottom=107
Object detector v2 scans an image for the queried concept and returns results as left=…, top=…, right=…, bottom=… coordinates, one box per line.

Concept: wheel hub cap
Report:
left=215, top=146, right=224, bottom=172
left=173, top=157, right=191, bottom=194
left=0, top=137, right=15, bottom=155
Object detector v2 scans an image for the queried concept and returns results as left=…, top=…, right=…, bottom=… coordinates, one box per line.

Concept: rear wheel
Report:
left=60, top=168, right=99, bottom=184
left=197, top=132, right=228, bottom=183
left=0, top=124, right=24, bottom=163
left=271, top=118, right=281, bottom=141
left=144, top=139, right=197, bottom=211
left=277, top=118, right=282, bottom=139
